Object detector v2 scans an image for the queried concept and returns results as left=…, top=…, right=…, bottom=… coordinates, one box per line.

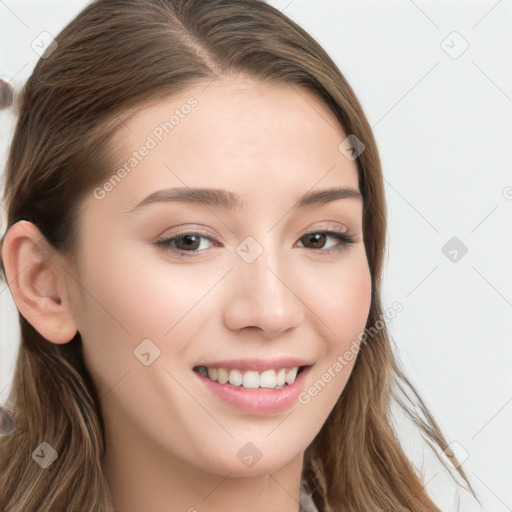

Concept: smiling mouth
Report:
left=193, top=365, right=309, bottom=390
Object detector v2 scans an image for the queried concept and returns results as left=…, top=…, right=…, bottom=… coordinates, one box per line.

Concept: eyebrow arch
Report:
left=127, top=186, right=362, bottom=213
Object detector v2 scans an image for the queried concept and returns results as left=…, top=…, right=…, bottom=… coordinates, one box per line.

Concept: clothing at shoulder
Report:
left=300, top=482, right=320, bottom=512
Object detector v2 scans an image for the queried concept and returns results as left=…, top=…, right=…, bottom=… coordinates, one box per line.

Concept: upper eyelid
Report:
left=157, top=226, right=351, bottom=241
left=156, top=219, right=352, bottom=239
left=154, top=228, right=354, bottom=253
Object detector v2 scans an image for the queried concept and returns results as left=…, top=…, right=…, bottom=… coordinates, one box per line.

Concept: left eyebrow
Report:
left=126, top=185, right=362, bottom=214
left=295, top=186, right=362, bottom=208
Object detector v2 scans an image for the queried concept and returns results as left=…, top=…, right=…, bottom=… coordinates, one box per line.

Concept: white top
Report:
left=299, top=482, right=320, bottom=512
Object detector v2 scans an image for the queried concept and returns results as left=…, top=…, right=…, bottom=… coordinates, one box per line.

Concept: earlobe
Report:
left=1, top=220, right=78, bottom=344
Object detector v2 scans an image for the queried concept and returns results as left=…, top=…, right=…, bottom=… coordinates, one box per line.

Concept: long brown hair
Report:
left=0, top=0, right=476, bottom=510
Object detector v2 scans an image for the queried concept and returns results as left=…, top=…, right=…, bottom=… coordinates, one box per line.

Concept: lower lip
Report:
left=194, top=366, right=312, bottom=415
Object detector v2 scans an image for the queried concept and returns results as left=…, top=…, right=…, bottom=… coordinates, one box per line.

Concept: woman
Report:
left=0, top=0, right=478, bottom=510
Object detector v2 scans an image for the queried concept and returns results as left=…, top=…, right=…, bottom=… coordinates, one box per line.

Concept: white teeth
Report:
left=228, top=369, right=243, bottom=387
left=276, top=368, right=286, bottom=387
left=285, top=367, right=298, bottom=384
left=259, top=369, right=277, bottom=388
left=242, top=371, right=259, bottom=389
left=198, top=366, right=302, bottom=389
left=217, top=368, right=229, bottom=384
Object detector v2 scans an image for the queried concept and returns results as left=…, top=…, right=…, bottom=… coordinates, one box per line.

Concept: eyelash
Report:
left=154, top=229, right=355, bottom=257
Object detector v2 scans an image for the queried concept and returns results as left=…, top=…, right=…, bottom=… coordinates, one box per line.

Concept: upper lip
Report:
left=194, top=357, right=314, bottom=372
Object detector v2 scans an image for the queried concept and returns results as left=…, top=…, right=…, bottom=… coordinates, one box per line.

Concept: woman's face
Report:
left=65, top=76, right=372, bottom=477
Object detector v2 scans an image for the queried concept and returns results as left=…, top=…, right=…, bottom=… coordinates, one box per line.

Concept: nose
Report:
left=222, top=239, right=305, bottom=338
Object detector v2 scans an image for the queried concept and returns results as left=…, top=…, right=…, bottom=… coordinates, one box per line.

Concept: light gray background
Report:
left=1, top=1, right=511, bottom=510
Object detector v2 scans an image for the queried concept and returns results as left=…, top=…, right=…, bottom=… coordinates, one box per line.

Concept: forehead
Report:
left=97, top=77, right=360, bottom=213
left=114, top=76, right=348, bottom=150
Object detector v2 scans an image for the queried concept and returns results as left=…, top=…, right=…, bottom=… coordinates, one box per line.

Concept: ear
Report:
left=1, top=220, right=78, bottom=344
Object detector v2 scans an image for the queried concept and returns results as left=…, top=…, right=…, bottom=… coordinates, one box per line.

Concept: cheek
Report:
left=331, top=259, right=372, bottom=343
left=72, top=246, right=227, bottom=395
left=74, top=238, right=192, bottom=334
left=294, top=249, right=372, bottom=420
left=305, top=248, right=372, bottom=346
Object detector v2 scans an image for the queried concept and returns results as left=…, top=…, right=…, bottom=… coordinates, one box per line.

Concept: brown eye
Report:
left=173, top=234, right=202, bottom=251
left=298, top=231, right=354, bottom=252
left=154, top=231, right=216, bottom=257
left=301, top=232, right=326, bottom=249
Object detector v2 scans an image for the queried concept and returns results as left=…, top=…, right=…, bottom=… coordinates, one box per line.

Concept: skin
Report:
left=2, top=75, right=372, bottom=512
